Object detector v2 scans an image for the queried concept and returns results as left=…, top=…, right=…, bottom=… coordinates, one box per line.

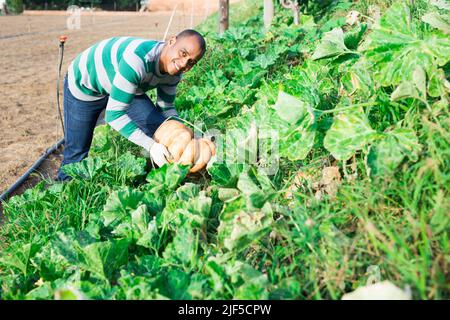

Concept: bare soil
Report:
left=0, top=0, right=240, bottom=195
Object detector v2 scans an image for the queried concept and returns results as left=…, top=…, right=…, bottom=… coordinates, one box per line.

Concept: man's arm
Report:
left=156, top=82, right=179, bottom=119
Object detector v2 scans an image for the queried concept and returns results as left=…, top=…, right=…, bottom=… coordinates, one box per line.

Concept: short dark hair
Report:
left=176, top=29, right=206, bottom=54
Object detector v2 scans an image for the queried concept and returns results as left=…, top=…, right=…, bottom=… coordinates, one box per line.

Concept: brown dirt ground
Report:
left=0, top=0, right=240, bottom=196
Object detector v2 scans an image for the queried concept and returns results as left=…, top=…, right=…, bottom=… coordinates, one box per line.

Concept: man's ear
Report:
left=168, top=35, right=177, bottom=46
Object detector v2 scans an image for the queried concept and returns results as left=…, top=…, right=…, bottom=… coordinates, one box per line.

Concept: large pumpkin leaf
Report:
left=218, top=197, right=273, bottom=251
left=101, top=188, right=144, bottom=228
left=312, top=27, right=351, bottom=60
left=79, top=239, right=129, bottom=281
left=145, top=164, right=190, bottom=195
left=273, top=91, right=312, bottom=124
left=324, top=110, right=378, bottom=161
left=364, top=2, right=450, bottom=92
left=62, top=157, right=106, bottom=180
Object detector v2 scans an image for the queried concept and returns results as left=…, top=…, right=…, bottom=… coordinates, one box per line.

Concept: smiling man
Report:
left=56, top=29, right=206, bottom=181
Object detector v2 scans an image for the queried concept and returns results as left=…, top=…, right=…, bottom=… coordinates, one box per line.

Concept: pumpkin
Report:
left=168, top=130, right=192, bottom=162
left=153, top=120, right=193, bottom=145
left=153, top=120, right=215, bottom=173
left=178, top=139, right=199, bottom=166
left=201, top=138, right=216, bottom=156
left=190, top=139, right=213, bottom=173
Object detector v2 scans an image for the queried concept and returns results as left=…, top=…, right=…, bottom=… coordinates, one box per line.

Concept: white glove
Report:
left=149, top=142, right=171, bottom=167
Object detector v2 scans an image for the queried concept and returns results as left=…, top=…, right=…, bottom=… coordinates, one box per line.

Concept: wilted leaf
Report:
left=218, top=199, right=273, bottom=251
left=391, top=82, right=416, bottom=101
left=429, top=0, right=450, bottom=10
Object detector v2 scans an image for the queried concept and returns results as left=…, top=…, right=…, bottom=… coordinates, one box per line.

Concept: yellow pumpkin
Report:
left=153, top=121, right=215, bottom=173
left=190, top=139, right=213, bottom=173
left=168, top=130, right=192, bottom=162
left=153, top=120, right=193, bottom=145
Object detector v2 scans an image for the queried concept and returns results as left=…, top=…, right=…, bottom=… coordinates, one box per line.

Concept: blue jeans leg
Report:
left=56, top=76, right=107, bottom=181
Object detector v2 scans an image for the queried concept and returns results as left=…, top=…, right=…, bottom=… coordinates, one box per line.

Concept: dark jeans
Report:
left=56, top=75, right=166, bottom=181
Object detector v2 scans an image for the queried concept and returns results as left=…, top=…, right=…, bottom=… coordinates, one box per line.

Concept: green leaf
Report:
left=163, top=225, right=198, bottom=266
left=252, top=53, right=277, bottom=69
left=281, top=125, right=316, bottom=161
left=233, top=265, right=269, bottom=300
left=62, top=157, right=105, bottom=180
left=207, top=162, right=245, bottom=187
left=91, top=125, right=113, bottom=155
left=101, top=188, right=144, bottom=228
left=268, top=91, right=316, bottom=161
left=0, top=241, right=42, bottom=276
left=176, top=183, right=200, bottom=201
left=299, top=15, right=317, bottom=30
left=344, top=23, right=367, bottom=50
left=324, top=110, right=378, bottom=161
left=312, top=28, right=350, bottom=60
left=80, top=239, right=129, bottom=280
left=156, top=268, right=192, bottom=300
left=145, top=164, right=189, bottom=195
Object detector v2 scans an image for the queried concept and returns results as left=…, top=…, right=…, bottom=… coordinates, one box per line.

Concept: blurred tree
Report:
left=6, top=0, right=23, bottom=13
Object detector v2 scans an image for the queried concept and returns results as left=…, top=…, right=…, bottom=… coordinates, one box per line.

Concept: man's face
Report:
left=161, top=35, right=204, bottom=76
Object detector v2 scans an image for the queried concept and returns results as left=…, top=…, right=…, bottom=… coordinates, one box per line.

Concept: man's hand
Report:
left=149, top=142, right=171, bottom=167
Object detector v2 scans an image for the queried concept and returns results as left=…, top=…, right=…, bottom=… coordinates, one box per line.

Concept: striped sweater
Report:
left=67, top=37, right=181, bottom=151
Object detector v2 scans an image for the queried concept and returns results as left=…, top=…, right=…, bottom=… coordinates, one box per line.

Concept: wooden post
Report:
left=219, top=0, right=229, bottom=34
left=263, top=0, right=274, bottom=31
left=280, top=0, right=300, bottom=25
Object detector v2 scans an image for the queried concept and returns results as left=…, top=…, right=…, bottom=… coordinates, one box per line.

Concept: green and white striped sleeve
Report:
left=105, top=41, right=155, bottom=151
left=156, top=82, right=179, bottom=119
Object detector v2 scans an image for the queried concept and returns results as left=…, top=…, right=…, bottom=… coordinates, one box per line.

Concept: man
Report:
left=56, top=29, right=206, bottom=181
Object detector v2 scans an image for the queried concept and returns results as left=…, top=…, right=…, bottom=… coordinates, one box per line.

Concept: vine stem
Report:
left=165, top=115, right=205, bottom=134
